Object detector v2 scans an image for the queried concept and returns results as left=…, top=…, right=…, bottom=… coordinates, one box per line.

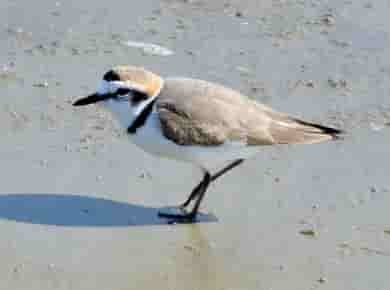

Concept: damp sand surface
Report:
left=1, top=0, right=390, bottom=289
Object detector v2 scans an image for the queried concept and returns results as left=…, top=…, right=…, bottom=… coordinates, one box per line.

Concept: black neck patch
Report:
left=127, top=98, right=157, bottom=134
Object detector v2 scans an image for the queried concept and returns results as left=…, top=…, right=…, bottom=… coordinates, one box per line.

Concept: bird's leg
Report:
left=179, top=180, right=203, bottom=208
left=180, top=159, right=244, bottom=208
left=211, top=159, right=244, bottom=182
left=186, top=172, right=211, bottom=219
left=158, top=172, right=210, bottom=220
left=158, top=159, right=244, bottom=221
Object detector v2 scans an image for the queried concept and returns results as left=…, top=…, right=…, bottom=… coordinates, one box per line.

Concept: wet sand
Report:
left=1, top=0, right=390, bottom=289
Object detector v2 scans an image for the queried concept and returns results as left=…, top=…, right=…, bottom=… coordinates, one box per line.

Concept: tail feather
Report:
left=292, top=118, right=344, bottom=140
left=269, top=117, right=344, bottom=145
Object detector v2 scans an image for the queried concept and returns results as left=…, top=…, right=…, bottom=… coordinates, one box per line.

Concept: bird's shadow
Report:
left=0, top=193, right=217, bottom=227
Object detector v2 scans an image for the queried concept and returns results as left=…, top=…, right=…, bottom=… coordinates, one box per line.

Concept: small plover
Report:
left=73, top=66, right=342, bottom=221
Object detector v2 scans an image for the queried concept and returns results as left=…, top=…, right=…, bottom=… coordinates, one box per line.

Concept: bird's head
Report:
left=73, top=66, right=163, bottom=125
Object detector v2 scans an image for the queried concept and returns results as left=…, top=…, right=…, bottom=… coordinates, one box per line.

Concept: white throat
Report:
left=98, top=80, right=163, bottom=131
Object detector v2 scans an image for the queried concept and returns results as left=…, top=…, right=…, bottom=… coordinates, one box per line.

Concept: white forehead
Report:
left=96, top=80, right=146, bottom=95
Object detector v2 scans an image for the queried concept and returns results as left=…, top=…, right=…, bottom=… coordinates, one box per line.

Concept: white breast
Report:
left=128, top=108, right=261, bottom=171
left=101, top=97, right=260, bottom=171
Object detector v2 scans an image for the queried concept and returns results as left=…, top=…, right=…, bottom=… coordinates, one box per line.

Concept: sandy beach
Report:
left=1, top=0, right=390, bottom=289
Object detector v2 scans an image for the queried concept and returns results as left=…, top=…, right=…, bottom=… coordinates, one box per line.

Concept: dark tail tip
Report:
left=316, top=124, right=344, bottom=139
left=294, top=119, right=345, bottom=140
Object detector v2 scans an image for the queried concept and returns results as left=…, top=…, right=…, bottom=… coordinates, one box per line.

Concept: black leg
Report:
left=180, top=180, right=203, bottom=208
left=158, top=171, right=210, bottom=220
left=158, top=159, right=244, bottom=221
left=187, top=172, right=211, bottom=218
left=211, top=159, right=244, bottom=182
left=180, top=159, right=244, bottom=208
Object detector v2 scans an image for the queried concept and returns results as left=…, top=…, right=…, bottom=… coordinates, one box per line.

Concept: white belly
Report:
left=129, top=111, right=261, bottom=171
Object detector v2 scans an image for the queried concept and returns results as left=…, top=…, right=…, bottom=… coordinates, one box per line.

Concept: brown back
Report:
left=157, top=78, right=341, bottom=146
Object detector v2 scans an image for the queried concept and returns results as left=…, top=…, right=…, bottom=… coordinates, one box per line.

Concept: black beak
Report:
left=73, top=93, right=111, bottom=106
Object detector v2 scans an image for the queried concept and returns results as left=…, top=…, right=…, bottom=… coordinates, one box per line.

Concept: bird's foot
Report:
left=158, top=206, right=197, bottom=223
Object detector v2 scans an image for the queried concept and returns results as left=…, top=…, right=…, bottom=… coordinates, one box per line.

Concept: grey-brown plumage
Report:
left=157, top=78, right=342, bottom=146
left=73, top=66, right=344, bottom=221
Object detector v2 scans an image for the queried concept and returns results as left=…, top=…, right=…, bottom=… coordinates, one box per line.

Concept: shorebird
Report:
left=73, top=66, right=342, bottom=222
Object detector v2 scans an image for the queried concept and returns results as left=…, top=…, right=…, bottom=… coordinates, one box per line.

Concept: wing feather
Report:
left=157, top=78, right=342, bottom=146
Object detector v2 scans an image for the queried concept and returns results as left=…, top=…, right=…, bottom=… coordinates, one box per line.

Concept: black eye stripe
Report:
left=131, top=91, right=148, bottom=103
left=110, top=87, right=148, bottom=103
left=116, top=88, right=131, bottom=95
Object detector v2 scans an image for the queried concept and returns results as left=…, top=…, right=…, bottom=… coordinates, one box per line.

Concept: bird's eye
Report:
left=131, top=91, right=148, bottom=104
left=116, top=88, right=131, bottom=95
left=113, top=88, right=131, bottom=102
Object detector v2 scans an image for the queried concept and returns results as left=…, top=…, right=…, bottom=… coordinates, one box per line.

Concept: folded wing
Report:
left=157, top=78, right=342, bottom=146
